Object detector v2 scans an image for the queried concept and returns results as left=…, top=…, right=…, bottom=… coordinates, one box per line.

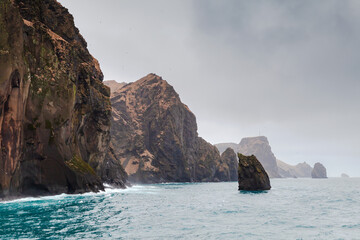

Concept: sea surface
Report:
left=0, top=178, right=359, bottom=239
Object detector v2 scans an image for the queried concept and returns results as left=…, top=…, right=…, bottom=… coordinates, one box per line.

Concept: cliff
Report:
left=238, top=153, right=271, bottom=191
left=0, top=0, right=126, bottom=198
left=311, top=163, right=327, bottom=178
left=108, top=73, right=223, bottom=183
left=277, top=160, right=313, bottom=178
left=214, top=147, right=238, bottom=181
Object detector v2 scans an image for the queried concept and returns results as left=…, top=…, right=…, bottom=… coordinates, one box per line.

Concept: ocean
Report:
left=0, top=178, right=359, bottom=239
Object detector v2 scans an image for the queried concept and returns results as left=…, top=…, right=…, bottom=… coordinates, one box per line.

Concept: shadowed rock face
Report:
left=238, top=153, right=271, bottom=191
left=311, top=163, right=327, bottom=178
left=108, top=73, right=222, bottom=183
left=214, top=148, right=238, bottom=181
left=0, top=0, right=126, bottom=197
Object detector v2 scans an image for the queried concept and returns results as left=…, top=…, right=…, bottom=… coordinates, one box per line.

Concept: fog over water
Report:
left=59, top=0, right=360, bottom=177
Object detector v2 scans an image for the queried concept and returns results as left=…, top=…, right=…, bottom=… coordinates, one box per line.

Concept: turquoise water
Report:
left=0, top=178, right=359, bottom=239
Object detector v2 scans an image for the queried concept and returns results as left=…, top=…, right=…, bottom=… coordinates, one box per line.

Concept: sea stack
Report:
left=341, top=173, right=349, bottom=178
left=238, top=153, right=271, bottom=191
left=311, top=163, right=327, bottom=178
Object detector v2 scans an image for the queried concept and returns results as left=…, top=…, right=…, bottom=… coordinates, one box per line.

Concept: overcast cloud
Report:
left=59, top=0, right=360, bottom=177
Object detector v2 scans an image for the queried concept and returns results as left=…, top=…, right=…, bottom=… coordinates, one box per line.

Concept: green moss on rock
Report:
left=65, top=155, right=96, bottom=176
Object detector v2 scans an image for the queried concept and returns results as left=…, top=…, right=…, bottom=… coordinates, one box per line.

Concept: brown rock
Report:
left=214, top=147, right=238, bottom=181
left=108, top=73, right=222, bottom=183
left=0, top=0, right=126, bottom=198
left=238, top=153, right=271, bottom=191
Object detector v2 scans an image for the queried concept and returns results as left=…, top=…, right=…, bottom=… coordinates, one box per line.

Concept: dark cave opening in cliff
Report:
left=10, top=70, right=20, bottom=88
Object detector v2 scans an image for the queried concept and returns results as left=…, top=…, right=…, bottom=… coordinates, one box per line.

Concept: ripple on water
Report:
left=0, top=179, right=360, bottom=239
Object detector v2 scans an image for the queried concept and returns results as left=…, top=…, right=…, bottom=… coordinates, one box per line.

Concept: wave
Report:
left=0, top=184, right=130, bottom=204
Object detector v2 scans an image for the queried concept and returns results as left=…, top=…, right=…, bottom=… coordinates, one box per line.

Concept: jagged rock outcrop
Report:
left=311, top=163, right=327, bottom=178
left=108, top=73, right=222, bottom=183
left=214, top=148, right=238, bottom=181
left=0, top=0, right=126, bottom=198
left=277, top=160, right=313, bottom=178
left=215, top=136, right=281, bottom=178
left=104, top=80, right=126, bottom=97
left=341, top=173, right=349, bottom=178
left=238, top=153, right=271, bottom=191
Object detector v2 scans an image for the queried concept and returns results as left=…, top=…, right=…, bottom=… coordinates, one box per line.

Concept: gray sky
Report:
left=59, top=0, right=360, bottom=177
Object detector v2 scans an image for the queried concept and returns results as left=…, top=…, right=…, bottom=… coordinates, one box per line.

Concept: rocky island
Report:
left=238, top=153, right=271, bottom=191
left=311, top=162, right=327, bottom=178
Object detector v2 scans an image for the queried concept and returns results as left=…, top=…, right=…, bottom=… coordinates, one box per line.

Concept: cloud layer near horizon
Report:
left=59, top=0, right=360, bottom=177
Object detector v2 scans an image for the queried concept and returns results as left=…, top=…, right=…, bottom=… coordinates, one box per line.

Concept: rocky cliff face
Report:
left=277, top=160, right=313, bottom=178
left=238, top=153, right=271, bottom=191
left=311, top=163, right=327, bottom=178
left=107, top=73, right=223, bottom=183
left=0, top=0, right=125, bottom=197
left=214, top=148, right=238, bottom=181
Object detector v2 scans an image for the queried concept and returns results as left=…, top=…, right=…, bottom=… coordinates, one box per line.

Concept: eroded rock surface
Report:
left=108, top=73, right=222, bottom=183
left=0, top=0, right=126, bottom=197
left=214, top=147, right=238, bottom=181
left=238, top=153, right=271, bottom=191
